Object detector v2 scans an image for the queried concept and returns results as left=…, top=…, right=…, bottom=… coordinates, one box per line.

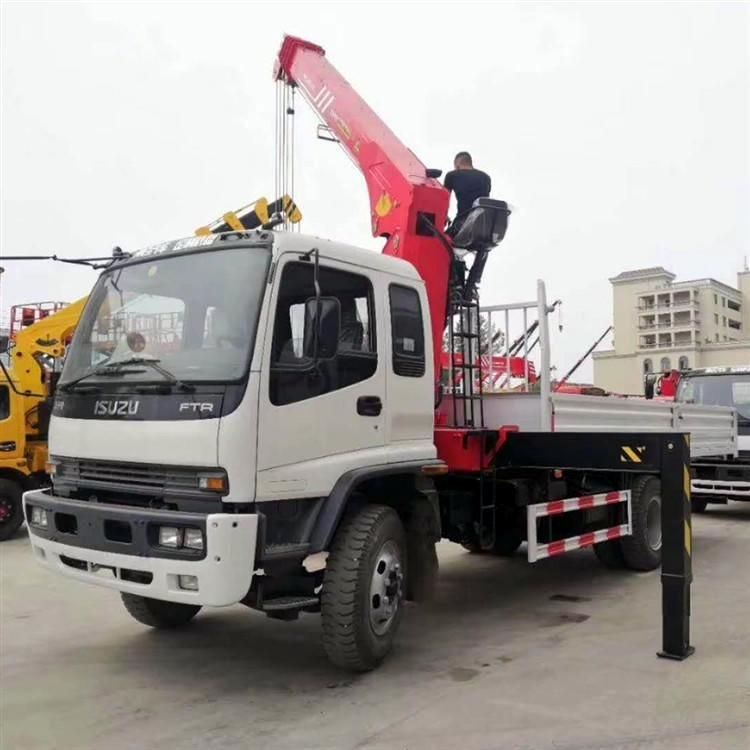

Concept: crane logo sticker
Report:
left=330, top=111, right=351, bottom=140
left=375, top=193, right=393, bottom=218
left=299, top=75, right=335, bottom=115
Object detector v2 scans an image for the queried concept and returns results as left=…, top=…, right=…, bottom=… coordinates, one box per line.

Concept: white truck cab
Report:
left=677, top=366, right=750, bottom=508
left=25, top=230, right=443, bottom=668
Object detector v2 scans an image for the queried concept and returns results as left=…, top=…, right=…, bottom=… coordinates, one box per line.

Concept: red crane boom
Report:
left=274, top=36, right=453, bottom=380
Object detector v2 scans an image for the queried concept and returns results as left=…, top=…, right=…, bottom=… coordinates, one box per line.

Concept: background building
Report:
left=593, top=267, right=750, bottom=394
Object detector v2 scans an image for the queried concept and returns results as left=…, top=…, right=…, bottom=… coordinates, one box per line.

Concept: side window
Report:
left=270, top=262, right=377, bottom=406
left=0, top=385, right=9, bottom=421
left=389, top=285, right=425, bottom=377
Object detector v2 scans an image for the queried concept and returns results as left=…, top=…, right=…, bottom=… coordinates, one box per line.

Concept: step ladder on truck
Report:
left=23, top=36, right=703, bottom=670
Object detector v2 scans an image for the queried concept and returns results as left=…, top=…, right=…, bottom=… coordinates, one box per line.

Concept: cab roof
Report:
left=685, top=366, right=750, bottom=377
left=125, top=230, right=422, bottom=283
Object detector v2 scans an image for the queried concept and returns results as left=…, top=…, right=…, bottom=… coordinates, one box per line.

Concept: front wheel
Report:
left=691, top=497, right=708, bottom=514
left=120, top=593, right=201, bottom=629
left=321, top=504, right=407, bottom=672
left=0, top=479, right=25, bottom=542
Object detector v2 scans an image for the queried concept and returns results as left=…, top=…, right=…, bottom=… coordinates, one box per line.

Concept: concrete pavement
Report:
left=2, top=504, right=749, bottom=750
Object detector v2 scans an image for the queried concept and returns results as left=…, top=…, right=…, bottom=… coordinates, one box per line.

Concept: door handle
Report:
left=357, top=395, right=382, bottom=417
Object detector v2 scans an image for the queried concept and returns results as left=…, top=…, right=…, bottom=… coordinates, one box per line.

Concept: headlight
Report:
left=178, top=575, right=199, bottom=591
left=158, top=526, right=183, bottom=548
left=30, top=506, right=48, bottom=528
left=183, top=528, right=204, bottom=551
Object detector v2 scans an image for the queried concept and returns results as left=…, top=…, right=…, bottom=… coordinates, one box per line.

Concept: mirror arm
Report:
left=312, top=248, right=321, bottom=362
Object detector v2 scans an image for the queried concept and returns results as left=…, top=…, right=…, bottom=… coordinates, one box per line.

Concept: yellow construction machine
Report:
left=0, top=299, right=86, bottom=539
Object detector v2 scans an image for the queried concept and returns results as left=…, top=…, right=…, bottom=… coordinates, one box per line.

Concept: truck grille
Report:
left=53, top=457, right=209, bottom=498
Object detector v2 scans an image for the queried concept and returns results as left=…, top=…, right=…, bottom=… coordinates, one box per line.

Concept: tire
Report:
left=490, top=529, right=523, bottom=556
left=461, top=530, right=522, bottom=556
left=621, top=476, right=662, bottom=571
left=461, top=507, right=523, bottom=557
left=593, top=539, right=626, bottom=569
left=321, top=504, right=407, bottom=672
left=691, top=497, right=708, bottom=514
left=120, top=593, right=201, bottom=629
left=0, top=478, right=25, bottom=542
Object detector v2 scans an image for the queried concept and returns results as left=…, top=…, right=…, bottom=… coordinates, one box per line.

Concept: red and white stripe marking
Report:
left=533, top=524, right=630, bottom=562
left=527, top=490, right=631, bottom=563
left=536, top=490, right=628, bottom=518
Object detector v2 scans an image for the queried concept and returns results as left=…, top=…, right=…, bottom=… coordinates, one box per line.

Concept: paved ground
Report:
left=2, top=504, right=749, bottom=750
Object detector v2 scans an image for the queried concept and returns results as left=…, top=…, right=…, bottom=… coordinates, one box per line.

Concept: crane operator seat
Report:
left=451, top=198, right=511, bottom=253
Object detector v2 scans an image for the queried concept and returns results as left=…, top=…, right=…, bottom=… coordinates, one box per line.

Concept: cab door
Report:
left=0, top=385, right=25, bottom=460
left=256, top=254, right=387, bottom=499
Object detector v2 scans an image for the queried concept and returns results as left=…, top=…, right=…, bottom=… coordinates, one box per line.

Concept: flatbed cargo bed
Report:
left=476, top=392, right=737, bottom=459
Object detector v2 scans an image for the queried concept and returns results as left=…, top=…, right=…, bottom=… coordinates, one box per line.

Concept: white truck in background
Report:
left=675, top=367, right=750, bottom=511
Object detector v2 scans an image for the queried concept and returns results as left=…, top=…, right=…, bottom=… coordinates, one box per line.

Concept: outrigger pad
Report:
left=452, top=198, right=511, bottom=252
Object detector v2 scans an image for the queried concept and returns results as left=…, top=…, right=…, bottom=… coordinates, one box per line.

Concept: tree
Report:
left=443, top=314, right=504, bottom=355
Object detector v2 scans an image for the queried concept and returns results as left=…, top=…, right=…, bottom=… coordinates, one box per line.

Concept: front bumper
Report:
left=692, top=479, right=750, bottom=499
left=23, top=489, right=258, bottom=606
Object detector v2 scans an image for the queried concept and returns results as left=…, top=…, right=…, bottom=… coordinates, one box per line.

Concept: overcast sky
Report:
left=1, top=1, right=748, bottom=379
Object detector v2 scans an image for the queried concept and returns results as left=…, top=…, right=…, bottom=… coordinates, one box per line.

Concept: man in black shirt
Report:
left=443, top=151, right=491, bottom=233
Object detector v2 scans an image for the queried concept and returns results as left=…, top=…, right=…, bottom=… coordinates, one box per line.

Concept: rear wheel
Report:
left=462, top=504, right=523, bottom=557
left=691, top=497, right=708, bottom=514
left=0, top=479, right=25, bottom=542
left=621, top=476, right=662, bottom=571
left=593, top=539, right=626, bottom=569
left=321, top=504, right=406, bottom=672
left=120, top=593, right=201, bottom=628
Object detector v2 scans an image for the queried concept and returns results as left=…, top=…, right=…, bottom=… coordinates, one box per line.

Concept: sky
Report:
left=1, top=1, right=748, bottom=380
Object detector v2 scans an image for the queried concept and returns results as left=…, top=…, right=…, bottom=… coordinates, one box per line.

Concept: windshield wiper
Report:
left=59, top=365, right=147, bottom=391
left=60, top=358, right=195, bottom=393
left=106, top=358, right=196, bottom=392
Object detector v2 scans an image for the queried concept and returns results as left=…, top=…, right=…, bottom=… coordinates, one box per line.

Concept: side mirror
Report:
left=303, top=296, right=340, bottom=360
left=0, top=336, right=8, bottom=354
left=644, top=374, right=655, bottom=400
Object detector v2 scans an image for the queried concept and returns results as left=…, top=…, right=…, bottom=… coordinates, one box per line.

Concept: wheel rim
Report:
left=0, top=497, right=15, bottom=524
left=646, top=495, right=662, bottom=551
left=368, top=539, right=404, bottom=636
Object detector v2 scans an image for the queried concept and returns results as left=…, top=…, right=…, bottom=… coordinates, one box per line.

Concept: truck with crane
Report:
left=23, top=36, right=733, bottom=670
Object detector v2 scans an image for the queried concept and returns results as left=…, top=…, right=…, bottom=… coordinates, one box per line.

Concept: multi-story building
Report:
left=593, top=267, right=750, bottom=394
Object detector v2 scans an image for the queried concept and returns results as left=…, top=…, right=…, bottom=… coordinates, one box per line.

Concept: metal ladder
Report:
left=448, top=296, right=486, bottom=429
left=447, top=294, right=497, bottom=550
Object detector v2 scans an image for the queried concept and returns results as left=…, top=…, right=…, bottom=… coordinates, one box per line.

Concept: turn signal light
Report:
left=198, top=475, right=227, bottom=492
left=421, top=463, right=449, bottom=476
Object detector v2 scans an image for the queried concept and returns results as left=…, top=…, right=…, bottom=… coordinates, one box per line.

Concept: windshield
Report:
left=677, top=373, right=750, bottom=422
left=61, top=246, right=271, bottom=386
